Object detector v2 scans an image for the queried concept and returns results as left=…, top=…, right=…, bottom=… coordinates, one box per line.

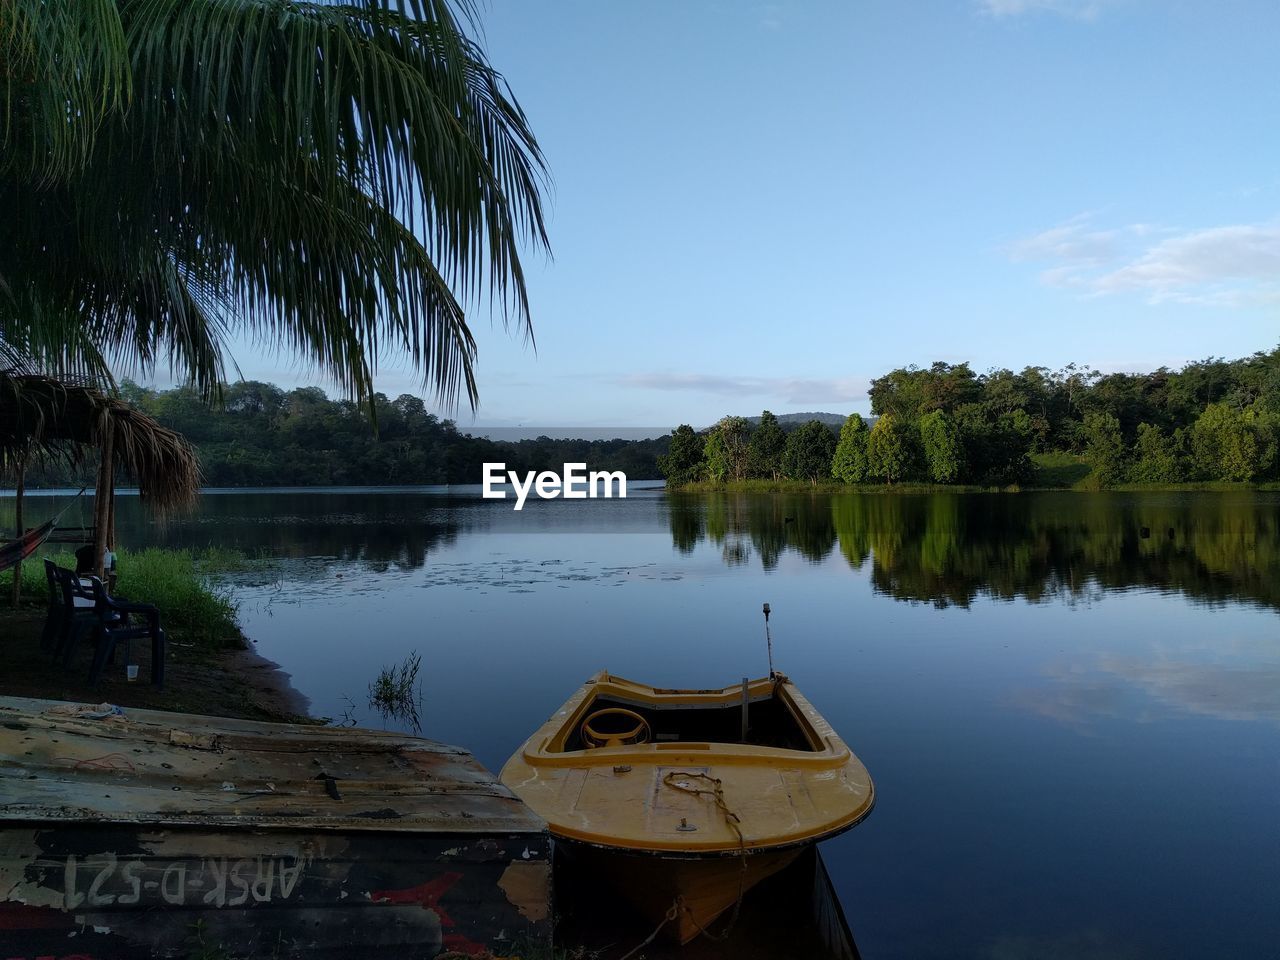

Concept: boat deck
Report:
left=501, top=672, right=875, bottom=854
left=0, top=695, right=551, bottom=958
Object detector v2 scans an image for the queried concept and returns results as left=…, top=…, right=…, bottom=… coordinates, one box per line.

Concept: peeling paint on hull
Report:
left=0, top=697, right=552, bottom=958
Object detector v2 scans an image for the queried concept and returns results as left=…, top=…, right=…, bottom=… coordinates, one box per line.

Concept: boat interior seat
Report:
left=562, top=695, right=819, bottom=753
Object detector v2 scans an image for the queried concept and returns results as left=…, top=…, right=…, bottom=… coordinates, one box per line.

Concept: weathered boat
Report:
left=0, top=696, right=551, bottom=959
left=499, top=670, right=874, bottom=944
left=556, top=846, right=863, bottom=959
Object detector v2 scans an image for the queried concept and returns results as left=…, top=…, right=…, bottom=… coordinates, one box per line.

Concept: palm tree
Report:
left=0, top=0, right=549, bottom=408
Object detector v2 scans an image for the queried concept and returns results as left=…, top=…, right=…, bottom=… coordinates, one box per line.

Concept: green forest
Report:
left=660, top=348, right=1280, bottom=489
left=18, top=381, right=669, bottom=487
left=13, top=347, right=1280, bottom=490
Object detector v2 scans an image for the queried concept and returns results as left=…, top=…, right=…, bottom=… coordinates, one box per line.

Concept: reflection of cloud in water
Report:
left=1011, top=674, right=1132, bottom=733
left=1017, top=657, right=1280, bottom=728
left=1097, top=656, right=1280, bottom=723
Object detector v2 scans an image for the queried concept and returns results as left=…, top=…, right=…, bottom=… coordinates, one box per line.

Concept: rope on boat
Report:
left=680, top=894, right=741, bottom=943
left=661, top=771, right=750, bottom=942
left=662, top=770, right=745, bottom=850
left=609, top=770, right=754, bottom=959
left=615, top=899, right=681, bottom=960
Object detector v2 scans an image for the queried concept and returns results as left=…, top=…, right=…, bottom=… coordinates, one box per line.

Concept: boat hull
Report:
left=563, top=840, right=803, bottom=944
left=499, top=671, right=875, bottom=945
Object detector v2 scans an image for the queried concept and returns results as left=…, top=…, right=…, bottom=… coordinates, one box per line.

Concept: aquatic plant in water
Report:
left=369, top=651, right=423, bottom=734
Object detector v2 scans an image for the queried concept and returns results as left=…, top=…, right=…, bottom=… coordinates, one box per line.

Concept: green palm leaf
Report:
left=0, top=0, right=548, bottom=410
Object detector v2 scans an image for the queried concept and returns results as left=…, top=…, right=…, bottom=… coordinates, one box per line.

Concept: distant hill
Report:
left=693, top=412, right=880, bottom=433
left=742, top=412, right=872, bottom=430
left=770, top=412, right=849, bottom=428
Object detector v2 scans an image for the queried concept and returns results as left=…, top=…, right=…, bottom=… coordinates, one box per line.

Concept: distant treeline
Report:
left=13, top=348, right=1280, bottom=490
left=19, top=382, right=670, bottom=487
left=659, top=349, right=1280, bottom=488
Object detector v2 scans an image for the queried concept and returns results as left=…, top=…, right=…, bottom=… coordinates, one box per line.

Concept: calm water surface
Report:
left=55, top=487, right=1280, bottom=957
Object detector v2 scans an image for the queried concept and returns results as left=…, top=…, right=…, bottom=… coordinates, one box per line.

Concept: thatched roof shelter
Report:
left=1, top=372, right=200, bottom=591
left=0, top=373, right=200, bottom=512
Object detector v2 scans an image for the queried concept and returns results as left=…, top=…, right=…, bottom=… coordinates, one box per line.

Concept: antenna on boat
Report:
left=763, top=602, right=774, bottom=678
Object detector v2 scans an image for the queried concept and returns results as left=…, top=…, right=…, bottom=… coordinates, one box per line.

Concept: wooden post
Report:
left=106, top=476, right=117, bottom=591
left=92, top=419, right=114, bottom=580
left=9, top=456, right=24, bottom=606
left=106, top=477, right=116, bottom=551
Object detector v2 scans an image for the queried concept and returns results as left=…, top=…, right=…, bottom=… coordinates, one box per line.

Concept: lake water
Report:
left=18, top=486, right=1280, bottom=958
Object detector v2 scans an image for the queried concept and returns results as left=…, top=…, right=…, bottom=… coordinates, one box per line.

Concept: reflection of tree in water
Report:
left=666, top=492, right=836, bottom=567
left=858, top=493, right=1280, bottom=611
left=111, top=492, right=462, bottom=570
left=667, top=496, right=703, bottom=555
left=743, top=497, right=787, bottom=569
left=670, top=491, right=1280, bottom=611
left=779, top=493, right=836, bottom=563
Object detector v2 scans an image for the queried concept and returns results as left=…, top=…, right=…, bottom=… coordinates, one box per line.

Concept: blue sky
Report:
left=220, top=0, right=1280, bottom=428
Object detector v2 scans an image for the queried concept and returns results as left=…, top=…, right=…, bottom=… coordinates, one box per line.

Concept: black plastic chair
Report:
left=51, top=566, right=166, bottom=689
left=45, top=563, right=101, bottom=659
left=40, top=559, right=61, bottom=651
left=85, top=577, right=166, bottom=689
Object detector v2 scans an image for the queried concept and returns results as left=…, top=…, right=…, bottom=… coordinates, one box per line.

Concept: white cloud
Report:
left=1011, top=215, right=1280, bottom=306
left=1011, top=214, right=1128, bottom=268
left=1094, top=225, right=1280, bottom=303
left=977, top=0, right=1110, bottom=19
left=616, top=372, right=870, bottom=406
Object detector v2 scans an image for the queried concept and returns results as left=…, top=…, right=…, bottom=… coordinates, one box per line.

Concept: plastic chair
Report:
left=85, top=577, right=166, bottom=689
left=40, top=559, right=61, bottom=651
left=47, top=564, right=101, bottom=660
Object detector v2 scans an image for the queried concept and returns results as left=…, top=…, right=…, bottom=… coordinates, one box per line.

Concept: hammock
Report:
left=0, top=516, right=59, bottom=574
left=0, top=489, right=87, bottom=574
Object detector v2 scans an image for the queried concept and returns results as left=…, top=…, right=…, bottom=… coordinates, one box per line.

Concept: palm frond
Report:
left=0, top=0, right=130, bottom=180
left=0, top=310, right=117, bottom=388
left=0, top=0, right=549, bottom=410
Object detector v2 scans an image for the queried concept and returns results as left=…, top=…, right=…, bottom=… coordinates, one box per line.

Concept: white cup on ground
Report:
left=126, top=665, right=139, bottom=682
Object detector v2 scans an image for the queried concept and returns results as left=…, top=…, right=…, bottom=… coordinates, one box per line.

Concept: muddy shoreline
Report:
left=0, top=607, right=314, bottom=724
left=226, top=640, right=312, bottom=720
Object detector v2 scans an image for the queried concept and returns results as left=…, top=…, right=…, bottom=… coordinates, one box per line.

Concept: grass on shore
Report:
left=1, top=546, right=248, bottom=649
left=1027, top=451, right=1091, bottom=487
left=675, top=478, right=1019, bottom=494
left=0, top=546, right=312, bottom=722
left=1031, top=454, right=1280, bottom=492
left=1104, top=479, right=1280, bottom=492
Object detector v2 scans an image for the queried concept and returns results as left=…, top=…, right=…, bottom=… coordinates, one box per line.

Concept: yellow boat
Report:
left=499, top=670, right=875, bottom=944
